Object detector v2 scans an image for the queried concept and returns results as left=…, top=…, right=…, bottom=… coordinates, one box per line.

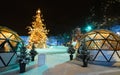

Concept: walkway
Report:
left=0, top=46, right=120, bottom=75
left=44, top=60, right=120, bottom=75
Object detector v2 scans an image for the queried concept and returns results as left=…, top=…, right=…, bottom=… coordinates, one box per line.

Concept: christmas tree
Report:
left=27, top=9, right=49, bottom=48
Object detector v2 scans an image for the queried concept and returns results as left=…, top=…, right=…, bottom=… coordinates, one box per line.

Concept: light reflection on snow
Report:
left=0, top=46, right=73, bottom=75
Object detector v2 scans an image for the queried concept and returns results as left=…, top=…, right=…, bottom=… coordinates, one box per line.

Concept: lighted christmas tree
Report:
left=27, top=9, right=49, bottom=48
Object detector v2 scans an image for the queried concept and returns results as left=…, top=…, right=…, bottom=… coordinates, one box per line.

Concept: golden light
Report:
left=37, top=9, right=41, bottom=13
left=80, top=29, right=120, bottom=50
left=27, top=9, right=49, bottom=48
left=0, top=26, right=23, bottom=52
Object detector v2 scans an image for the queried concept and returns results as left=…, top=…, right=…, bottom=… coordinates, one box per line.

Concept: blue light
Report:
left=110, top=25, right=120, bottom=33
left=85, top=24, right=93, bottom=32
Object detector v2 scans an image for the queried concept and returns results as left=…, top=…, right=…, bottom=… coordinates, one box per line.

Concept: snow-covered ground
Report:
left=0, top=46, right=76, bottom=75
left=36, top=46, right=68, bottom=54
left=1, top=46, right=120, bottom=75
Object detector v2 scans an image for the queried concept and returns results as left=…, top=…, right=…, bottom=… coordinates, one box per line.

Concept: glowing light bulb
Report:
left=37, top=9, right=40, bottom=13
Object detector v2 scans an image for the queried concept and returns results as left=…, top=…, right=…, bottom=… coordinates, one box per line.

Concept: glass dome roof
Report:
left=80, top=29, right=120, bottom=51
left=0, top=26, right=23, bottom=52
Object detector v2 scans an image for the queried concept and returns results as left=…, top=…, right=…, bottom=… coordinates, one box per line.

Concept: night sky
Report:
left=0, top=0, right=94, bottom=36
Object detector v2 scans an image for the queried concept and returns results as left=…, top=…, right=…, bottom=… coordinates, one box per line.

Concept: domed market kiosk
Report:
left=78, top=29, right=120, bottom=62
left=0, top=26, right=23, bottom=67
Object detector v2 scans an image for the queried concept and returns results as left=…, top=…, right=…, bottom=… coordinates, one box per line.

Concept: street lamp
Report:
left=85, top=24, right=93, bottom=32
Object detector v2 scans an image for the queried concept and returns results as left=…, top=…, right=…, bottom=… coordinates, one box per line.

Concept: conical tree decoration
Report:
left=27, top=9, right=49, bottom=48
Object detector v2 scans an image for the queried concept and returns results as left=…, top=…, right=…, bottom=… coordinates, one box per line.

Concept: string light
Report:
left=27, top=9, right=49, bottom=48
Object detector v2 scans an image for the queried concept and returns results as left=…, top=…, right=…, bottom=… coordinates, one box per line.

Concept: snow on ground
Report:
left=36, top=46, right=68, bottom=53
left=1, top=46, right=120, bottom=75
left=0, top=46, right=76, bottom=75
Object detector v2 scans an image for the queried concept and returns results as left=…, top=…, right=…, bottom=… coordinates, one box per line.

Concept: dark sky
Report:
left=0, top=0, right=94, bottom=36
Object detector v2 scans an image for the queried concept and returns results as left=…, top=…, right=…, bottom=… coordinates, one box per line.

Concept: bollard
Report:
left=38, top=54, right=45, bottom=66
